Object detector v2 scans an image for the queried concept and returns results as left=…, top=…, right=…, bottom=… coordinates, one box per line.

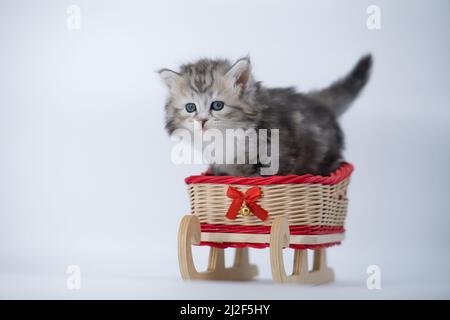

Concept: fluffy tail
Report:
left=308, top=54, right=373, bottom=116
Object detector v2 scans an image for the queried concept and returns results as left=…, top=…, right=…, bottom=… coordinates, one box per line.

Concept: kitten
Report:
left=159, top=55, right=372, bottom=176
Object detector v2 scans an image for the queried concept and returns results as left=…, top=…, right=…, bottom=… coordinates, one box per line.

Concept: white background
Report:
left=0, top=0, right=449, bottom=299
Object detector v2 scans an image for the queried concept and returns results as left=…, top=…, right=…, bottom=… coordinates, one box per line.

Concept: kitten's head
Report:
left=159, top=57, right=259, bottom=135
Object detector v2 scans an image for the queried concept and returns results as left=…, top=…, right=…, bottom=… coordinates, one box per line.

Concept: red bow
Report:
left=226, top=186, right=269, bottom=221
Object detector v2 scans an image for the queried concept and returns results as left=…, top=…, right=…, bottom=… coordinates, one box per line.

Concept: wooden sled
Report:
left=179, top=163, right=353, bottom=284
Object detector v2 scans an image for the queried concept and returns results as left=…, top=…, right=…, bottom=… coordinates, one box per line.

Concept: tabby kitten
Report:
left=159, top=55, right=372, bottom=176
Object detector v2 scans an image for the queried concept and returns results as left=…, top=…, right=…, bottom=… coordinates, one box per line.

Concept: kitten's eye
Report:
left=210, top=101, right=224, bottom=111
left=185, top=103, right=197, bottom=113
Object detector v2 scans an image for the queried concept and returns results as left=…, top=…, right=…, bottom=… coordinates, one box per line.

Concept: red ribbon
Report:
left=226, top=186, right=269, bottom=221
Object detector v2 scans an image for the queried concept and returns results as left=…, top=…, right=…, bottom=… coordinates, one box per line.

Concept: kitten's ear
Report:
left=226, top=57, right=252, bottom=90
left=158, top=68, right=183, bottom=90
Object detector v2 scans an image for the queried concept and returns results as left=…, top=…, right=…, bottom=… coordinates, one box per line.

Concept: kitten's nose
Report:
left=200, top=119, right=207, bottom=128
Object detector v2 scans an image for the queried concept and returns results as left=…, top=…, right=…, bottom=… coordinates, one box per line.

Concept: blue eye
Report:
left=185, top=103, right=197, bottom=113
left=210, top=101, right=224, bottom=111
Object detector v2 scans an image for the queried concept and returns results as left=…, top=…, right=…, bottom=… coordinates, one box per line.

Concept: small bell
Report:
left=239, top=204, right=252, bottom=216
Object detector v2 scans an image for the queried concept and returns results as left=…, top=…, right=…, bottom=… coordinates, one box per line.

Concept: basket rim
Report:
left=185, top=162, right=353, bottom=186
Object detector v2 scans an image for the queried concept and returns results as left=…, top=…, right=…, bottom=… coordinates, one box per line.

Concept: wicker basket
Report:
left=185, top=162, right=353, bottom=249
left=178, top=163, right=353, bottom=284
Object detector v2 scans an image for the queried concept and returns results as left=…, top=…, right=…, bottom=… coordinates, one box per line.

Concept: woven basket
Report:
left=185, top=163, right=353, bottom=249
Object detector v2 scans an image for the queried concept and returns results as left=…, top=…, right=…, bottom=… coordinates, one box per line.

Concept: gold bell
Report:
left=239, top=204, right=252, bottom=216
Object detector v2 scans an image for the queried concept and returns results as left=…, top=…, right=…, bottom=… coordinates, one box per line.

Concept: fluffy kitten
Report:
left=159, top=55, right=372, bottom=176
